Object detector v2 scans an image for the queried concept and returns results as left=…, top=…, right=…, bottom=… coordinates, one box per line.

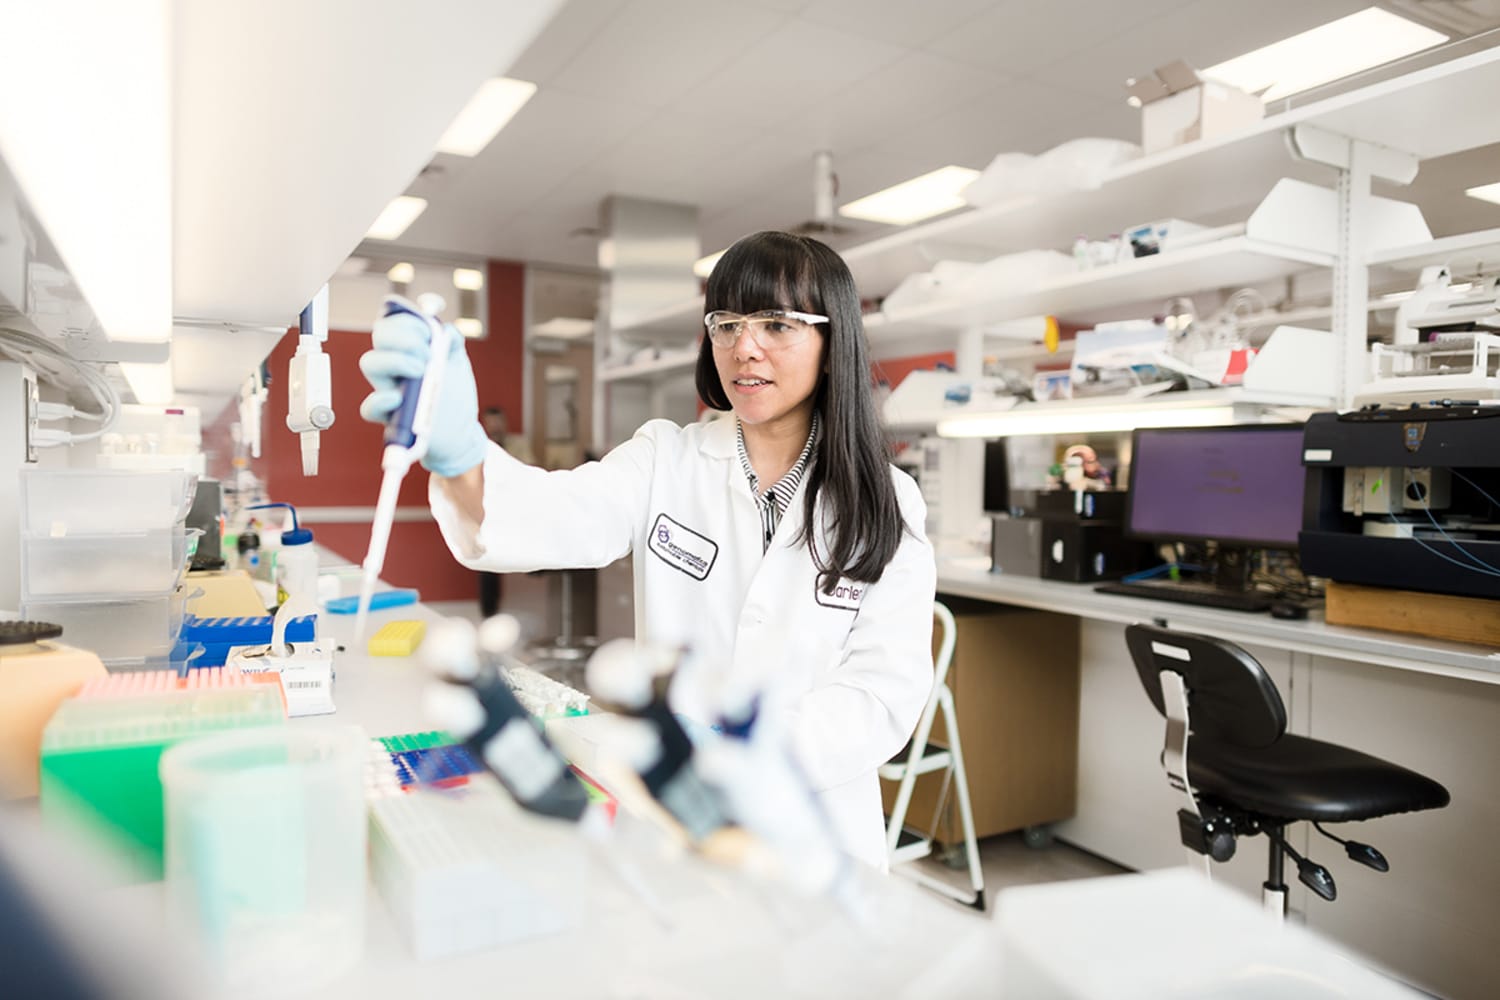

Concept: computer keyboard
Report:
left=1094, top=580, right=1274, bottom=612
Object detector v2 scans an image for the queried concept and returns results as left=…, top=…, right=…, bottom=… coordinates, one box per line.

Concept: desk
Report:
left=937, top=556, right=1500, bottom=1000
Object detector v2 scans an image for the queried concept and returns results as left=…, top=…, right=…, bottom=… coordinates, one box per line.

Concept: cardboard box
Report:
left=1325, top=581, right=1500, bottom=646
left=1130, top=60, right=1263, bottom=155
left=882, top=601, right=1079, bottom=843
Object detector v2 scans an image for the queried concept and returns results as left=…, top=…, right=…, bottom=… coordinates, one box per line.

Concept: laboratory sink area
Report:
left=6, top=2, right=1500, bottom=998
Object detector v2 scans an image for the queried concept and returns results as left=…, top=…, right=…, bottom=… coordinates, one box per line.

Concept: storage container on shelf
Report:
left=20, top=467, right=197, bottom=535
left=20, top=528, right=201, bottom=599
left=21, top=586, right=197, bottom=666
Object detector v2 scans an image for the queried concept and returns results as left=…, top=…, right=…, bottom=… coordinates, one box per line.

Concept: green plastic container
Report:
left=39, top=686, right=284, bottom=879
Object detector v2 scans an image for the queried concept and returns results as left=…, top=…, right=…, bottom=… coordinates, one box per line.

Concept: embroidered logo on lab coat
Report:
left=647, top=513, right=719, bottom=581
left=814, top=577, right=865, bottom=611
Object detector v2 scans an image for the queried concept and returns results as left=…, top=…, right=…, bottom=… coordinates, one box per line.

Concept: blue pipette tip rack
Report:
left=325, top=589, right=420, bottom=615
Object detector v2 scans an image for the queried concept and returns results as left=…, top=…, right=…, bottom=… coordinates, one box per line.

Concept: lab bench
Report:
left=4, top=580, right=1458, bottom=998
left=937, top=555, right=1500, bottom=1000
left=15, top=591, right=995, bottom=999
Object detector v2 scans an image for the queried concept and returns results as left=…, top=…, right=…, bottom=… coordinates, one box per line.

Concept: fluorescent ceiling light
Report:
left=937, top=402, right=1239, bottom=439
left=387, top=262, right=415, bottom=284
left=0, top=2, right=172, bottom=343
left=366, top=196, right=427, bottom=241
left=533, top=317, right=595, bottom=340
left=119, top=361, right=174, bottom=405
left=454, top=317, right=484, bottom=338
left=694, top=250, right=727, bottom=279
left=839, top=166, right=980, bottom=226
left=435, top=77, right=537, bottom=156
left=453, top=267, right=485, bottom=291
left=1465, top=181, right=1500, bottom=206
left=1203, top=8, right=1447, bottom=103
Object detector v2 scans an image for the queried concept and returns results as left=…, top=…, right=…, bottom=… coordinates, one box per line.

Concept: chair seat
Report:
left=1188, top=733, right=1451, bottom=823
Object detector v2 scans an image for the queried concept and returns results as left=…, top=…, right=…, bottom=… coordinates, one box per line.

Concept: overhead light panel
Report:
left=533, top=317, right=595, bottom=340
left=454, top=317, right=484, bottom=338
left=366, top=196, right=427, bottom=241
left=435, top=77, right=537, bottom=157
left=937, top=402, right=1240, bottom=439
left=839, top=166, right=980, bottom=226
left=1202, top=8, right=1447, bottom=103
left=453, top=267, right=485, bottom=290
left=387, top=261, right=415, bottom=284
left=693, top=250, right=726, bottom=279
left=1465, top=181, right=1500, bottom=206
left=119, top=361, right=174, bottom=405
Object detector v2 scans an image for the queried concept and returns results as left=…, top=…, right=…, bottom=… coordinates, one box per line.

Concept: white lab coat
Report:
left=428, top=414, right=936, bottom=868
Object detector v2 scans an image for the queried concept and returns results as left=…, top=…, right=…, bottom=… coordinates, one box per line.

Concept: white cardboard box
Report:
left=1142, top=80, right=1263, bottom=154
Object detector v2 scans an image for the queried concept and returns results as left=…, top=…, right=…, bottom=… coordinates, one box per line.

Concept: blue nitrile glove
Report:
left=358, top=311, right=490, bottom=477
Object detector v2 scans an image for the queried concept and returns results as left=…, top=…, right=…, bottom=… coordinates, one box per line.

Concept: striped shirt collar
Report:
left=737, top=412, right=819, bottom=552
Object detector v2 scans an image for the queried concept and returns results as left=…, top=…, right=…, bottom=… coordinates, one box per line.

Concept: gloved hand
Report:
left=358, top=311, right=490, bottom=477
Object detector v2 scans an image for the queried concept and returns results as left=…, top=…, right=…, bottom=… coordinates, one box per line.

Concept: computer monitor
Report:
left=1126, top=423, right=1306, bottom=550
left=982, top=439, right=1010, bottom=514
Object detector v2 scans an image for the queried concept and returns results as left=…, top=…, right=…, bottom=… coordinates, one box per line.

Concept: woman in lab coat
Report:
left=359, top=230, right=936, bottom=868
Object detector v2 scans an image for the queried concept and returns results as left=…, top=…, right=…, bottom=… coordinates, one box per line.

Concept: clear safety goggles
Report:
left=704, top=309, right=827, bottom=349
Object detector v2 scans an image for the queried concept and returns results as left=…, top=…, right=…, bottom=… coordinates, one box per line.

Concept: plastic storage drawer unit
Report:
left=21, top=467, right=196, bottom=535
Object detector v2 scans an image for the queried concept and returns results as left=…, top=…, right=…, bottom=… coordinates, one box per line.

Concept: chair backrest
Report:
left=1124, top=624, right=1287, bottom=749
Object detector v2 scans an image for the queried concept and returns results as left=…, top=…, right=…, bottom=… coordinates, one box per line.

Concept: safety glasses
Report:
left=704, top=309, right=827, bottom=349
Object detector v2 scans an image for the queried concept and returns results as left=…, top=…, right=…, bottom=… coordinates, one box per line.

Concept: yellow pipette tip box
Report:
left=368, top=620, right=427, bottom=657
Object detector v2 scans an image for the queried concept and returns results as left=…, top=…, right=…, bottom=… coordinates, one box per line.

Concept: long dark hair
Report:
left=695, top=231, right=904, bottom=593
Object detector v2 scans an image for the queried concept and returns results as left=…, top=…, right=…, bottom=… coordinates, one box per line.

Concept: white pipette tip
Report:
left=476, top=614, right=522, bottom=656
left=586, top=638, right=654, bottom=710
left=421, top=618, right=481, bottom=681
left=422, top=683, right=485, bottom=740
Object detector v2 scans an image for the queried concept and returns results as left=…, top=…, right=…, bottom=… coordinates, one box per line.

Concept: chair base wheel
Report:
left=1023, top=825, right=1054, bottom=849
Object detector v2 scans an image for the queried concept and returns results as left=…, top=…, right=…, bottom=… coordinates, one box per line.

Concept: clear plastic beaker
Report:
left=160, top=724, right=367, bottom=994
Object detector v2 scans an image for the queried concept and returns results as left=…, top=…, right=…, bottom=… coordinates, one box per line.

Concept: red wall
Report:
left=261, top=260, right=525, bottom=600
left=872, top=351, right=956, bottom=389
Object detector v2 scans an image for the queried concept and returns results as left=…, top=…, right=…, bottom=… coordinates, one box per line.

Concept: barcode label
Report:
left=286, top=680, right=323, bottom=689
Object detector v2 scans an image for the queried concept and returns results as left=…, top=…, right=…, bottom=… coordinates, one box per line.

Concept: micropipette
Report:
left=355, top=293, right=452, bottom=642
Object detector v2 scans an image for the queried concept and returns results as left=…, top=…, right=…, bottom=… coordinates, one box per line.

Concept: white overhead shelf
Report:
left=871, top=237, right=1334, bottom=340
left=599, top=350, right=698, bottom=383
left=611, top=294, right=704, bottom=344
left=841, top=45, right=1500, bottom=301
left=888, top=383, right=1322, bottom=436
left=1369, top=227, right=1500, bottom=274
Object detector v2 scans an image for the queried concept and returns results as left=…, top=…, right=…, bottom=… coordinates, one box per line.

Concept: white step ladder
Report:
left=879, top=601, right=985, bottom=910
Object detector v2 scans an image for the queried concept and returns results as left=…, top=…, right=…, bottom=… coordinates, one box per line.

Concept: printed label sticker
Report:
left=647, top=513, right=719, bottom=581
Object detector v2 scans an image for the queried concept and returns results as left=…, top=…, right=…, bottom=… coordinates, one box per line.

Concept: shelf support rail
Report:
left=1286, top=126, right=1420, bottom=409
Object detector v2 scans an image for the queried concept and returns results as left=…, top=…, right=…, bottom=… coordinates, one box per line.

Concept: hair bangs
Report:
left=705, top=232, right=822, bottom=317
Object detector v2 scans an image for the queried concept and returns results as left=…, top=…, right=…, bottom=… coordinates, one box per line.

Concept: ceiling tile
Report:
left=799, top=0, right=996, bottom=47
left=924, top=0, right=1192, bottom=76
left=1054, top=0, right=1370, bottom=103
left=402, top=88, right=652, bottom=250
left=800, top=50, right=1009, bottom=153
left=545, top=0, right=789, bottom=106
left=506, top=0, right=628, bottom=85
left=665, top=17, right=908, bottom=127
left=861, top=77, right=1116, bottom=174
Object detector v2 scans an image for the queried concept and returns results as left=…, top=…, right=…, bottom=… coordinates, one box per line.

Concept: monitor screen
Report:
left=1126, top=424, right=1306, bottom=548
left=982, top=439, right=1010, bottom=514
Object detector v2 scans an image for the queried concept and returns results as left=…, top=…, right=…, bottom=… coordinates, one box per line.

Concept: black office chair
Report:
left=1126, top=623, right=1449, bottom=918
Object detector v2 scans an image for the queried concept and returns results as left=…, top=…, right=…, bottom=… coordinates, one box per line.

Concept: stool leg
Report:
left=1263, top=824, right=1288, bottom=921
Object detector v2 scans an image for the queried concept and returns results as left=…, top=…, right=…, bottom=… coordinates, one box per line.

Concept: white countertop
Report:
left=936, top=557, right=1500, bottom=686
